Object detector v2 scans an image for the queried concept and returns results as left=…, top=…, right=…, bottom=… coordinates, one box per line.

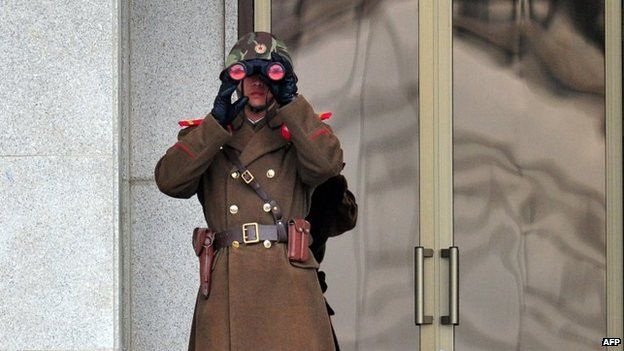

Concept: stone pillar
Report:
left=1, top=0, right=237, bottom=349
left=121, top=1, right=236, bottom=350
left=0, top=1, right=120, bottom=349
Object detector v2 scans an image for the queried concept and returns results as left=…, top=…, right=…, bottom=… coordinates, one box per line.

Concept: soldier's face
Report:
left=241, top=74, right=273, bottom=108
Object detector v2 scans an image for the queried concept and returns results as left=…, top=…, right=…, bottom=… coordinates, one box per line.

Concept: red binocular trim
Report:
left=227, top=61, right=285, bottom=81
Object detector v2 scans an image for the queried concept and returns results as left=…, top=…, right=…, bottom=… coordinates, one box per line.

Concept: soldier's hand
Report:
left=264, top=52, right=298, bottom=106
left=210, top=75, right=248, bottom=127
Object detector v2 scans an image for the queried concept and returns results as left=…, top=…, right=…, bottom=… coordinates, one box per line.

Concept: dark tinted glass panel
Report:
left=273, top=1, right=420, bottom=350
left=452, top=1, right=607, bottom=350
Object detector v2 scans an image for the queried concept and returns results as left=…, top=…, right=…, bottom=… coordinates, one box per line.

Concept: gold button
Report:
left=263, top=240, right=272, bottom=248
left=229, top=204, right=239, bottom=214
left=232, top=241, right=240, bottom=248
left=263, top=203, right=271, bottom=212
left=272, top=206, right=279, bottom=212
left=231, top=171, right=239, bottom=179
left=266, top=169, right=276, bottom=178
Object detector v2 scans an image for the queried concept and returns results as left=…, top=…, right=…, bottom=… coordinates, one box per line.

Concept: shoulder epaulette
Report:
left=281, top=111, right=334, bottom=141
left=319, top=112, right=332, bottom=120
left=178, top=118, right=205, bottom=127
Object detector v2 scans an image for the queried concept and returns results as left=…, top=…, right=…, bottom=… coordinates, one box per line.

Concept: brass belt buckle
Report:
left=242, top=222, right=260, bottom=244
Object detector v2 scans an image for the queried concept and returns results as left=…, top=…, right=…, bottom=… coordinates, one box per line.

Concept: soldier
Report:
left=155, top=32, right=344, bottom=350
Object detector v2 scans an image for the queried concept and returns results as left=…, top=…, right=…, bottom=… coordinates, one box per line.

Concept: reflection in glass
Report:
left=273, top=1, right=419, bottom=350
left=452, top=1, right=606, bottom=350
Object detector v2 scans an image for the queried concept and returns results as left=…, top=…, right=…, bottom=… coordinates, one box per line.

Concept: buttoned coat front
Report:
left=155, top=95, right=344, bottom=351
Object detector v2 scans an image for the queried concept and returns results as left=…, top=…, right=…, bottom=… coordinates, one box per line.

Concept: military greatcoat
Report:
left=155, top=95, right=344, bottom=351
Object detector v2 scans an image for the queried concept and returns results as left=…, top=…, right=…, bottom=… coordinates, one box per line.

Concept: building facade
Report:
left=1, top=1, right=621, bottom=350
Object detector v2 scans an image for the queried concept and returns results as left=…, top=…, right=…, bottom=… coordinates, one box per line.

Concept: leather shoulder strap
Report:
left=221, top=147, right=287, bottom=234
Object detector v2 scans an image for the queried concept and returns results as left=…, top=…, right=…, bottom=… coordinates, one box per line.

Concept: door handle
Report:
left=441, top=246, right=459, bottom=325
left=414, top=246, right=433, bottom=325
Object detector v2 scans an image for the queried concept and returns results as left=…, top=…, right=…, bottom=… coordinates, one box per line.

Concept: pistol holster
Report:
left=192, top=227, right=216, bottom=299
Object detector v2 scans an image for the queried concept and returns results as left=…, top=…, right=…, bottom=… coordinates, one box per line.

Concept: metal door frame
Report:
left=253, top=0, right=623, bottom=350
left=418, top=0, right=452, bottom=350
left=419, top=1, right=623, bottom=350
left=419, top=0, right=623, bottom=349
left=605, top=1, right=623, bottom=348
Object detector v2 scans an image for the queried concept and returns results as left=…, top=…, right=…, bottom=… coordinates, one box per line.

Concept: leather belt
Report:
left=214, top=222, right=288, bottom=251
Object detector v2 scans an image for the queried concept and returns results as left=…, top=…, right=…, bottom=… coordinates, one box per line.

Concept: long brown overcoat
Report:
left=154, top=95, right=344, bottom=351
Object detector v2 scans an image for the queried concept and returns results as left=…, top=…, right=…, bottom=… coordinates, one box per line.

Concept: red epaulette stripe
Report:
left=309, top=127, right=330, bottom=140
left=173, top=142, right=196, bottom=159
left=178, top=118, right=205, bottom=127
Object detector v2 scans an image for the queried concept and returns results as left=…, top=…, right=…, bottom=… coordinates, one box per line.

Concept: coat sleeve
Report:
left=307, top=174, right=358, bottom=238
left=277, top=95, right=344, bottom=187
left=154, top=115, right=232, bottom=198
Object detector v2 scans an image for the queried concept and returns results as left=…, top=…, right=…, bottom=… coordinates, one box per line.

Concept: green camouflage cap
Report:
left=224, top=31, right=293, bottom=68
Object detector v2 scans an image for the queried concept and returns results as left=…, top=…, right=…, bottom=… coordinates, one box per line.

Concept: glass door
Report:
left=451, top=1, right=621, bottom=350
left=271, top=1, right=421, bottom=350
left=256, top=0, right=621, bottom=350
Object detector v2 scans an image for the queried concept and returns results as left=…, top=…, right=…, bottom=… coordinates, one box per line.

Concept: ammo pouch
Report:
left=192, top=227, right=216, bottom=299
left=287, top=218, right=312, bottom=262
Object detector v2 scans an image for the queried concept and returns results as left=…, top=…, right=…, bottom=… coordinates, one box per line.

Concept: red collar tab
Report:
left=178, top=118, right=205, bottom=127
left=319, top=112, right=332, bottom=120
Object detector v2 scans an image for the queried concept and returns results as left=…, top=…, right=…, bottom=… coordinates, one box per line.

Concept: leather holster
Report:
left=192, top=227, right=216, bottom=299
left=287, top=218, right=312, bottom=262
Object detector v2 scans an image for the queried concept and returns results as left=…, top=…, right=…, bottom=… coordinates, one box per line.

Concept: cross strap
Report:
left=221, top=146, right=287, bottom=237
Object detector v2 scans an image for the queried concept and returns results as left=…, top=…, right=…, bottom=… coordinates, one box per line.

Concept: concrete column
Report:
left=0, top=1, right=120, bottom=349
left=121, top=1, right=236, bottom=349
left=1, top=0, right=237, bottom=349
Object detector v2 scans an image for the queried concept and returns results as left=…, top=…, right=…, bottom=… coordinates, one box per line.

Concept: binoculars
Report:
left=226, top=59, right=285, bottom=82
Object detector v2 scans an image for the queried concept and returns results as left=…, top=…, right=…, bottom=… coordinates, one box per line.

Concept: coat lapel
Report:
left=224, top=103, right=289, bottom=166
left=238, top=121, right=288, bottom=167
left=238, top=104, right=289, bottom=167
left=225, top=113, right=253, bottom=152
